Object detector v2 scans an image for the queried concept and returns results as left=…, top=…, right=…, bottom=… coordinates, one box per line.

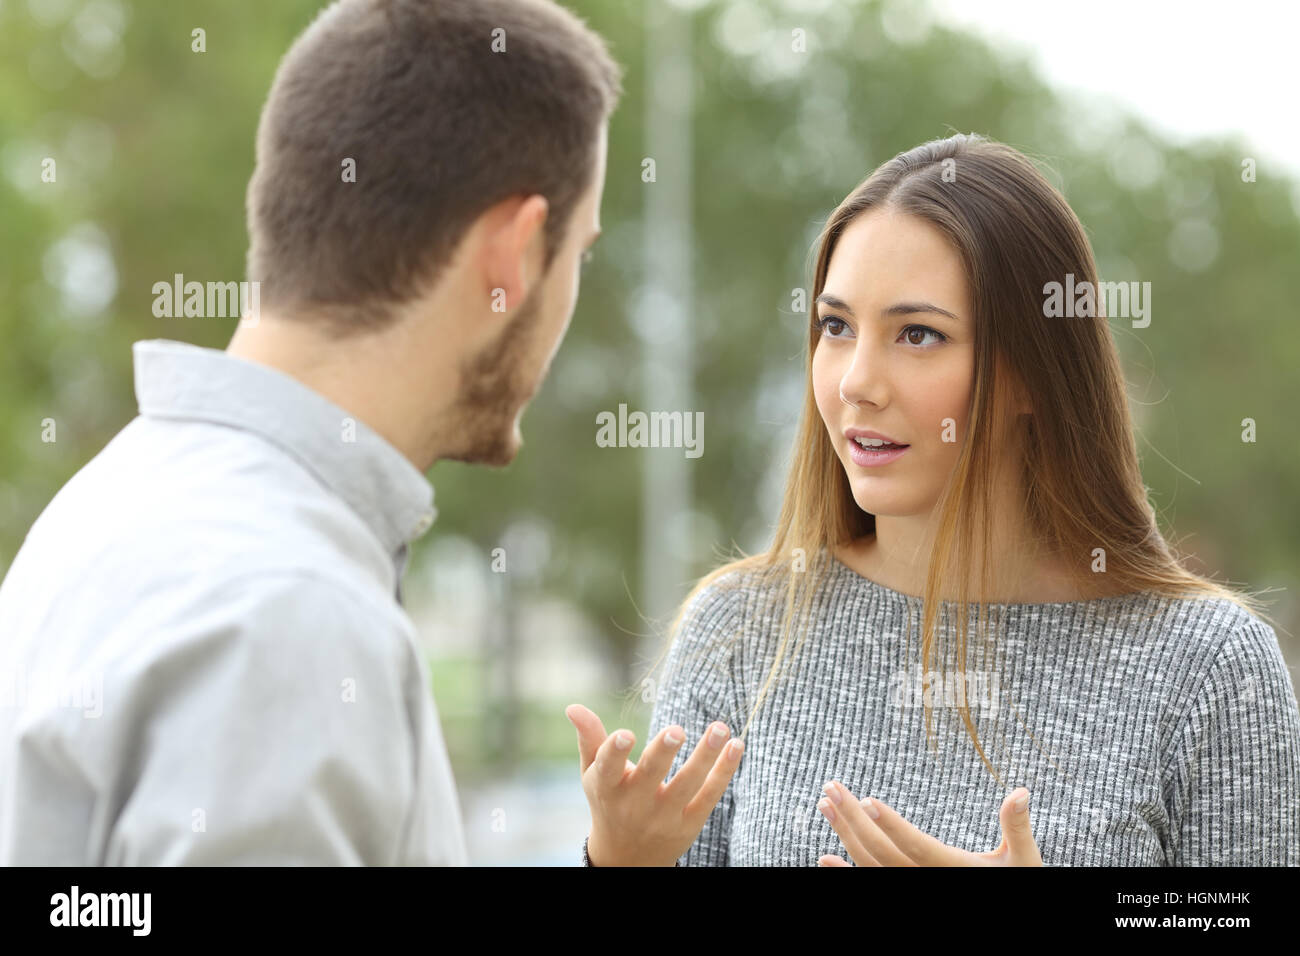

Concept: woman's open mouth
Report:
left=848, top=437, right=910, bottom=467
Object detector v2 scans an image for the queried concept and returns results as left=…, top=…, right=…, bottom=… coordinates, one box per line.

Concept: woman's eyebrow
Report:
left=884, top=301, right=960, bottom=321
left=816, top=293, right=958, bottom=322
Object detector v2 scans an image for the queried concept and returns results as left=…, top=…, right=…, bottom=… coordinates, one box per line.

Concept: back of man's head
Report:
left=245, top=0, right=622, bottom=335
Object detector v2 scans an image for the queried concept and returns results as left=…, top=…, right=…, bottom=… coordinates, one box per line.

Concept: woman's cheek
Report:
left=917, top=362, right=972, bottom=459
left=811, top=352, right=838, bottom=429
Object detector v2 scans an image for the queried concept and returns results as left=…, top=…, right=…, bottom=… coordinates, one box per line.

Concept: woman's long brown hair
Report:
left=640, top=133, right=1271, bottom=786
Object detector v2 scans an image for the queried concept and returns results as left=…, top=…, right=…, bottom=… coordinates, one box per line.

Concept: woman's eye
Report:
left=901, top=325, right=945, bottom=347
left=816, top=315, right=850, bottom=338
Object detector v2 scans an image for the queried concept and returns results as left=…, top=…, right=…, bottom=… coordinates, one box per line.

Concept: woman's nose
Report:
left=839, top=349, right=888, bottom=408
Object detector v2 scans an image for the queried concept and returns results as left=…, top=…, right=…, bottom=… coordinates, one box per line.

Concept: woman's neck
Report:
left=836, top=521, right=1108, bottom=604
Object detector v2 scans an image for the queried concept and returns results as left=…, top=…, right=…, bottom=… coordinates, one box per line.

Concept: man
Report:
left=0, top=0, right=619, bottom=864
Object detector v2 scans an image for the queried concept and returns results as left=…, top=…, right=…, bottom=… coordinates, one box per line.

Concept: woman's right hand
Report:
left=565, top=703, right=744, bottom=866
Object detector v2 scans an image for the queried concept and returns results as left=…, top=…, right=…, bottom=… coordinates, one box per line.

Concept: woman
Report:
left=567, top=133, right=1300, bottom=866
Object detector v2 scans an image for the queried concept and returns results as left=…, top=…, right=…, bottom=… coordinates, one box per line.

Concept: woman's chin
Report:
left=848, top=488, right=922, bottom=520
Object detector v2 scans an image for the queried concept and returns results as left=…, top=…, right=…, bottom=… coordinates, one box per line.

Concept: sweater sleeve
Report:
left=1162, top=615, right=1300, bottom=865
left=648, top=576, right=746, bottom=867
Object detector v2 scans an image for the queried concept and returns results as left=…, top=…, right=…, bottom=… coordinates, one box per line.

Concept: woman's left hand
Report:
left=815, top=782, right=1043, bottom=866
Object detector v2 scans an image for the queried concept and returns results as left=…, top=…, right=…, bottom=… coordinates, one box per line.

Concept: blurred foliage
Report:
left=2, top=0, right=1298, bottom=735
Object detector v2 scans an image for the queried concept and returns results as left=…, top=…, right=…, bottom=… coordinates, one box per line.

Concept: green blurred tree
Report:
left=2, top=0, right=1296, bottom=765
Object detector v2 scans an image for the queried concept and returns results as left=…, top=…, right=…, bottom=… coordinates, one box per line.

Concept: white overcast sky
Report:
left=928, top=0, right=1300, bottom=181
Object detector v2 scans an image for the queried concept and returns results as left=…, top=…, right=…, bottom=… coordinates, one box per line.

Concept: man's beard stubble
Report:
left=441, top=287, right=546, bottom=466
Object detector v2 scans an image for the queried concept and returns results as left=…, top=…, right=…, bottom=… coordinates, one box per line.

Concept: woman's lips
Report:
left=848, top=438, right=910, bottom=467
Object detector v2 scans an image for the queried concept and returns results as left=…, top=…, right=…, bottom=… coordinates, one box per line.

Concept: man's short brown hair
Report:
left=245, top=0, right=622, bottom=332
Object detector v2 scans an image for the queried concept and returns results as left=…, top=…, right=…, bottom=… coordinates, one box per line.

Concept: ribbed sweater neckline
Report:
left=826, top=553, right=1155, bottom=614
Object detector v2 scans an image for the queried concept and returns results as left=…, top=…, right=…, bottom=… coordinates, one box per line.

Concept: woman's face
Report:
left=812, top=208, right=975, bottom=521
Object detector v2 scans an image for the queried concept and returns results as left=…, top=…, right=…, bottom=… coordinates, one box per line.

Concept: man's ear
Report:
left=482, top=194, right=549, bottom=314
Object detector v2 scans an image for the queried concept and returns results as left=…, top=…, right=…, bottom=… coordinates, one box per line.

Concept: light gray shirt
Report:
left=649, top=559, right=1300, bottom=865
left=0, top=339, right=468, bottom=865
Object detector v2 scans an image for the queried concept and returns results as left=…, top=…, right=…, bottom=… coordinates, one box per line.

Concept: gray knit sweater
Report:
left=635, top=557, right=1300, bottom=866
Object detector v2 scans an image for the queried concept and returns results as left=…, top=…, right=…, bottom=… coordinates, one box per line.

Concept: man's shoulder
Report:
left=16, top=415, right=391, bottom=588
left=71, top=414, right=344, bottom=519
left=193, top=566, right=412, bottom=636
left=0, top=415, right=406, bottom=660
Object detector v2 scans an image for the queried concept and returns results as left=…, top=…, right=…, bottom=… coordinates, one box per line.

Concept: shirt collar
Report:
left=132, top=339, right=436, bottom=558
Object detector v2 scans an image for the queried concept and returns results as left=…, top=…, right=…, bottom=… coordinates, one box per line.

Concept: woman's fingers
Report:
left=564, top=703, right=607, bottom=774
left=995, top=788, right=1042, bottom=865
left=680, top=733, right=744, bottom=823
left=857, top=794, right=966, bottom=865
left=814, top=784, right=1042, bottom=867
left=661, top=721, right=733, bottom=803
left=591, top=728, right=637, bottom=787
left=570, top=709, right=749, bottom=847
left=624, top=725, right=687, bottom=793
left=824, top=811, right=883, bottom=867
left=818, top=783, right=893, bottom=866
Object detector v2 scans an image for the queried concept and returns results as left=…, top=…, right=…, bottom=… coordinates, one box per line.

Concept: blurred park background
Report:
left=2, top=0, right=1298, bottom=864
